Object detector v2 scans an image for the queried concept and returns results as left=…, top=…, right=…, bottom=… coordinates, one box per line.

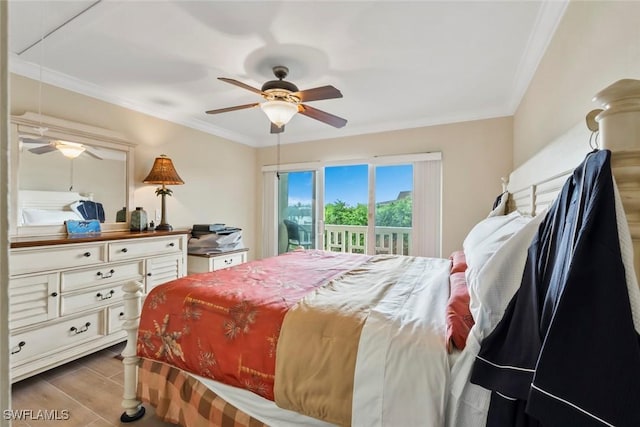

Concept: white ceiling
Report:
left=8, top=1, right=568, bottom=148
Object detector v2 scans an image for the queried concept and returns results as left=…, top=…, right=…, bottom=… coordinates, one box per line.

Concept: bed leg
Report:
left=120, top=280, right=146, bottom=423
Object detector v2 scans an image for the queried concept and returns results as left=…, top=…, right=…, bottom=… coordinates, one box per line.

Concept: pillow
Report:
left=22, top=208, right=83, bottom=226
left=446, top=271, right=475, bottom=352
left=467, top=212, right=546, bottom=340
left=449, top=250, right=468, bottom=274
left=487, top=192, right=508, bottom=217
left=464, top=212, right=532, bottom=273
left=462, top=210, right=524, bottom=254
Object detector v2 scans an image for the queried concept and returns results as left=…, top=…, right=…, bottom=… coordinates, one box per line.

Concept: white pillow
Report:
left=462, top=211, right=525, bottom=254
left=22, top=208, right=83, bottom=225
left=464, top=212, right=532, bottom=273
left=467, top=212, right=545, bottom=340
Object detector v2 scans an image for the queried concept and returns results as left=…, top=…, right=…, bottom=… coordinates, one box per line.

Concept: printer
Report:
left=188, top=224, right=243, bottom=254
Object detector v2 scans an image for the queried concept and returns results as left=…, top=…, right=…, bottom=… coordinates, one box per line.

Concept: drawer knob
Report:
left=11, top=341, right=26, bottom=355
left=121, top=248, right=128, bottom=253
left=70, top=322, right=91, bottom=335
left=169, top=242, right=175, bottom=247
left=96, top=289, right=116, bottom=300
left=119, top=312, right=125, bottom=319
left=147, top=272, right=152, bottom=277
left=83, top=252, right=91, bottom=257
left=50, top=292, right=58, bottom=297
left=97, top=269, right=115, bottom=279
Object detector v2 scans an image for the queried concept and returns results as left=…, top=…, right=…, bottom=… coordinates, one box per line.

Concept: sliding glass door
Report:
left=324, top=165, right=369, bottom=253
left=323, top=164, right=414, bottom=255
left=262, top=153, right=441, bottom=259
left=276, top=171, right=317, bottom=254
left=373, top=164, right=413, bottom=255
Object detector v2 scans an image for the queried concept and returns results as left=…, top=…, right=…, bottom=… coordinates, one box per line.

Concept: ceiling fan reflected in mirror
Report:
left=206, top=66, right=347, bottom=134
left=20, top=136, right=102, bottom=160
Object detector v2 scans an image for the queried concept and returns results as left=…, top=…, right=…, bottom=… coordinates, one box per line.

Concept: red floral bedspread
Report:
left=136, top=249, right=371, bottom=400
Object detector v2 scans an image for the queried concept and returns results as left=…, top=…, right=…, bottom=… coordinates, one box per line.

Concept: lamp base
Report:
left=155, top=223, right=173, bottom=231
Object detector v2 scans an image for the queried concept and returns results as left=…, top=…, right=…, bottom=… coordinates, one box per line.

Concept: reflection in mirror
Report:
left=18, top=141, right=127, bottom=223
left=11, top=112, right=135, bottom=236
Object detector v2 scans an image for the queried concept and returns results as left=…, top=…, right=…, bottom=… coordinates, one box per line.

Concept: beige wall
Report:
left=256, top=117, right=513, bottom=257
left=10, top=74, right=258, bottom=259
left=514, top=1, right=640, bottom=167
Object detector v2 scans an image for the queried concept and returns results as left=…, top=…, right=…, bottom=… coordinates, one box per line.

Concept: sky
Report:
left=286, top=164, right=413, bottom=206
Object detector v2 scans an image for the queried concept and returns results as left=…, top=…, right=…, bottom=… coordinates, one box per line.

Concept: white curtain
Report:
left=262, top=171, right=278, bottom=258
left=412, top=157, right=442, bottom=258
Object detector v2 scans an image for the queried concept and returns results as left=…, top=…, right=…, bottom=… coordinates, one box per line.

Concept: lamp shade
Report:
left=260, top=100, right=298, bottom=128
left=143, top=155, right=184, bottom=185
left=56, top=141, right=86, bottom=159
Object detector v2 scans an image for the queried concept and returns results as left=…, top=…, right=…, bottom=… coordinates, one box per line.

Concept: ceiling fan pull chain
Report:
left=276, top=133, right=281, bottom=180
left=69, top=159, right=74, bottom=191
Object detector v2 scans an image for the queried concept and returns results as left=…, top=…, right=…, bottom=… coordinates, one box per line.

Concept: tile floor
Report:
left=10, top=342, right=177, bottom=427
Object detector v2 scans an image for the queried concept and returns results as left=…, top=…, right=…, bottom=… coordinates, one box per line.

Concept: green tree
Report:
left=376, top=197, right=412, bottom=227
left=325, top=198, right=413, bottom=227
left=325, top=200, right=368, bottom=225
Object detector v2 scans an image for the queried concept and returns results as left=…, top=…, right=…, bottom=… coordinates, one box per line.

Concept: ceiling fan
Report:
left=20, top=136, right=103, bottom=160
left=206, top=66, right=347, bottom=134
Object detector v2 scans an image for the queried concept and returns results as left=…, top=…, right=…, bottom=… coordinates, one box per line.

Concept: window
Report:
left=262, top=153, right=441, bottom=258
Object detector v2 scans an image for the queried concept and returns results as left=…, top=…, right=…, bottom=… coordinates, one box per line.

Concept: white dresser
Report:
left=8, top=230, right=189, bottom=382
left=187, top=248, right=249, bottom=274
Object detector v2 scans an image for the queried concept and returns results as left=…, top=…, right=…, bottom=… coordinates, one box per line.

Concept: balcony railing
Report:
left=323, top=224, right=411, bottom=255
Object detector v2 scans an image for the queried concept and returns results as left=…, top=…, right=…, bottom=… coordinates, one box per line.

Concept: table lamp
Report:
left=143, top=155, right=184, bottom=231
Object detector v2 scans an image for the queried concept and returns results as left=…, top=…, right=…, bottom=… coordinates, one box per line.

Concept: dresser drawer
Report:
left=61, top=261, right=143, bottom=292
left=108, top=304, right=126, bottom=334
left=212, top=252, right=246, bottom=270
left=10, top=243, right=106, bottom=275
left=108, top=236, right=182, bottom=262
left=61, top=285, right=125, bottom=316
left=10, top=311, right=104, bottom=366
left=9, top=274, right=59, bottom=329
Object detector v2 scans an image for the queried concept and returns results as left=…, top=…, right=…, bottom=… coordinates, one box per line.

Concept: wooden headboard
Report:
left=18, top=190, right=92, bottom=211
left=505, top=79, right=640, bottom=283
left=506, top=122, right=591, bottom=216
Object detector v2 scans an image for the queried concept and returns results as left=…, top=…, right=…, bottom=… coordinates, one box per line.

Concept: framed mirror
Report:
left=10, top=112, right=135, bottom=237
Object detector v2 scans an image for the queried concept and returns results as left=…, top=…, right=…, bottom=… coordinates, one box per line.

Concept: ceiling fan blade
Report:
left=292, top=85, right=343, bottom=102
left=21, top=136, right=51, bottom=144
left=270, top=123, right=285, bottom=134
left=298, top=104, right=348, bottom=128
left=205, top=103, right=260, bottom=115
left=218, top=77, right=265, bottom=96
left=28, top=144, right=56, bottom=154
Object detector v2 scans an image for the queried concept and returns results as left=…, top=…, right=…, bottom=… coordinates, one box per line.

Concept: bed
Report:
left=17, top=189, right=92, bottom=226
left=120, top=79, right=640, bottom=426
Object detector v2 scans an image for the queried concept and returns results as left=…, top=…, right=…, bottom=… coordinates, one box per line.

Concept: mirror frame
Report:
left=10, top=112, right=136, bottom=237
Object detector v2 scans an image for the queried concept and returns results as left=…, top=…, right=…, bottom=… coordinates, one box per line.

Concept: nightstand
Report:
left=187, top=248, right=249, bottom=274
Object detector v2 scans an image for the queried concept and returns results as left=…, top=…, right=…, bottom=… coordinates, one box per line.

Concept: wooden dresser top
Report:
left=10, top=229, right=190, bottom=249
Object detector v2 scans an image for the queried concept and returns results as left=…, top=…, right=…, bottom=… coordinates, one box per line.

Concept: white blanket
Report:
left=352, top=256, right=451, bottom=426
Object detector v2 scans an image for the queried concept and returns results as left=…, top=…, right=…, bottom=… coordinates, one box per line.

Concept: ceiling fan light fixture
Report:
left=260, top=100, right=298, bottom=128
left=56, top=141, right=86, bottom=159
